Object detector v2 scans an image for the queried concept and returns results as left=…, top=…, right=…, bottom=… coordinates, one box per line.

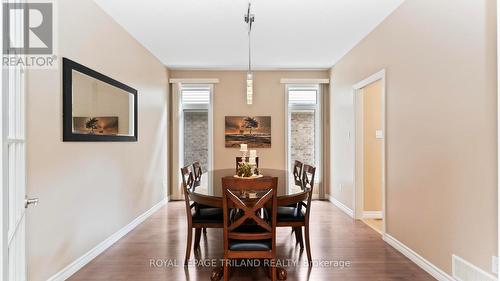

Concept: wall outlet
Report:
left=339, top=184, right=343, bottom=192
left=492, top=256, right=498, bottom=274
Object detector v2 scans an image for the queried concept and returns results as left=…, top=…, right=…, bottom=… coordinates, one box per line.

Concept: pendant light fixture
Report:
left=244, top=2, right=255, bottom=105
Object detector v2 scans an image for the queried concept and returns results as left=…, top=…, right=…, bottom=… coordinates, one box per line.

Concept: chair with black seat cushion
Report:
left=277, top=164, right=315, bottom=264
left=235, top=157, right=259, bottom=173
left=181, top=165, right=223, bottom=265
left=192, top=161, right=211, bottom=234
left=221, top=176, right=278, bottom=281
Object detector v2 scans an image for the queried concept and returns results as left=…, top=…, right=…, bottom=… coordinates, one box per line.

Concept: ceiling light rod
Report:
left=244, top=2, right=255, bottom=73
left=244, top=2, right=255, bottom=105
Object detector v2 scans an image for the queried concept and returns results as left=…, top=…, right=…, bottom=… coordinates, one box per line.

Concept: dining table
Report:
left=188, top=168, right=310, bottom=208
left=187, top=168, right=310, bottom=281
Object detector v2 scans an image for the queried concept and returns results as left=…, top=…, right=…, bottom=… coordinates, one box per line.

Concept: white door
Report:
left=2, top=2, right=30, bottom=279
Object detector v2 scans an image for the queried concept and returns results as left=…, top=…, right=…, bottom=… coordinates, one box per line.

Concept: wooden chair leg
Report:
left=194, top=228, right=202, bottom=250
left=203, top=227, right=207, bottom=234
left=184, top=228, right=192, bottom=266
left=223, top=261, right=229, bottom=281
left=304, top=225, right=312, bottom=264
left=295, top=227, right=304, bottom=249
left=293, top=227, right=300, bottom=244
left=271, top=261, right=277, bottom=281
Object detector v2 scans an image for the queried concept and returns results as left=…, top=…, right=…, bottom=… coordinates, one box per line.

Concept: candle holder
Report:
left=241, top=150, right=248, bottom=163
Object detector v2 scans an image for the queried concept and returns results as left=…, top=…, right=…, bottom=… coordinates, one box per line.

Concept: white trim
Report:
left=362, top=211, right=382, bottom=219
left=284, top=85, right=291, bottom=192
left=328, top=195, right=354, bottom=218
left=169, top=78, right=219, bottom=84
left=452, top=254, right=497, bottom=281
left=383, top=234, right=454, bottom=281
left=280, top=78, right=330, bottom=84
left=497, top=0, right=500, bottom=274
left=47, top=199, right=167, bottom=281
left=352, top=69, right=387, bottom=235
left=0, top=2, right=4, bottom=279
left=167, top=66, right=330, bottom=71
left=207, top=84, right=214, bottom=185
left=353, top=69, right=386, bottom=89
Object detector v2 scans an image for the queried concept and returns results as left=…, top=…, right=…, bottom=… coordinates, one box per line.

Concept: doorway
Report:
left=353, top=70, right=386, bottom=235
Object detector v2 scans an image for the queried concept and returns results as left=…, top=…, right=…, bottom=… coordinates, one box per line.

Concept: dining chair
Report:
left=192, top=161, right=210, bottom=234
left=181, top=165, right=223, bottom=265
left=235, top=156, right=259, bottom=172
left=192, top=161, right=203, bottom=181
left=276, top=164, right=315, bottom=264
left=221, top=176, right=278, bottom=281
left=292, top=160, right=303, bottom=185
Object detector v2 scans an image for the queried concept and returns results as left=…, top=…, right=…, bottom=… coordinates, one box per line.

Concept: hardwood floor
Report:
left=69, top=201, right=435, bottom=281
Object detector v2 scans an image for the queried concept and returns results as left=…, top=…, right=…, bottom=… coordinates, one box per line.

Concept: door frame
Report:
left=497, top=0, right=500, bottom=271
left=352, top=69, right=386, bottom=235
left=0, top=0, right=5, bottom=277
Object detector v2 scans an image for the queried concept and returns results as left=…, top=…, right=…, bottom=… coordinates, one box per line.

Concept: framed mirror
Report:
left=62, top=58, right=138, bottom=141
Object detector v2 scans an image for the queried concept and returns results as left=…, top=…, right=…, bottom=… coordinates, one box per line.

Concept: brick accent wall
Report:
left=290, top=112, right=315, bottom=169
left=183, top=111, right=208, bottom=171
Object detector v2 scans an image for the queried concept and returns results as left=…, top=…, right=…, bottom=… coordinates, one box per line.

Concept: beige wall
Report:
left=169, top=70, right=328, bottom=198
left=26, top=0, right=168, bottom=280
left=331, top=0, right=497, bottom=275
left=362, top=81, right=383, bottom=212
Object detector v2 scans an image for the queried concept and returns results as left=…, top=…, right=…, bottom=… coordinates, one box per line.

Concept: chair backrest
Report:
left=293, top=160, right=303, bottom=184
left=192, top=161, right=203, bottom=181
left=235, top=156, right=259, bottom=172
left=221, top=177, right=278, bottom=253
left=301, top=164, right=316, bottom=219
left=181, top=165, right=195, bottom=221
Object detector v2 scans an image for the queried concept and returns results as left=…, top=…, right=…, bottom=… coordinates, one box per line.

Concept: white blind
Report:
left=181, top=87, right=210, bottom=105
left=288, top=88, right=317, bottom=105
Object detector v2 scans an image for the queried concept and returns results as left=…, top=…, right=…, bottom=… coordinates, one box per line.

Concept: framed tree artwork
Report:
left=225, top=116, right=271, bottom=148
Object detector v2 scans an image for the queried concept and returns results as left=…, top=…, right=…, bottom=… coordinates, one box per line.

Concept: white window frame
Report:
left=179, top=83, right=214, bottom=174
left=285, top=84, right=322, bottom=193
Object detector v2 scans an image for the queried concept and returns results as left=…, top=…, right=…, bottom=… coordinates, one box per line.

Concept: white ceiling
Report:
left=94, top=0, right=404, bottom=69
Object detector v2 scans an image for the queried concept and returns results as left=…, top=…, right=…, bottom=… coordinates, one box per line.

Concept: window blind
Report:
left=181, top=87, right=210, bottom=105
left=288, top=88, right=318, bottom=105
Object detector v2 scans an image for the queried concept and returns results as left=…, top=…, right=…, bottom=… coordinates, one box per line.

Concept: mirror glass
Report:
left=71, top=70, right=135, bottom=136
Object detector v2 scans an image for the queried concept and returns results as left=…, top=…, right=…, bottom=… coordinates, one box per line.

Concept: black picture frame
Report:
left=62, top=57, right=138, bottom=142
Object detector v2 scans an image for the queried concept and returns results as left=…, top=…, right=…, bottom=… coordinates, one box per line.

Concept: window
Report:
left=286, top=85, right=321, bottom=186
left=180, top=84, right=212, bottom=172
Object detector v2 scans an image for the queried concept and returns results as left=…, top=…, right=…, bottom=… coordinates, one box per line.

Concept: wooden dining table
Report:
left=187, top=168, right=309, bottom=281
left=188, top=168, right=310, bottom=207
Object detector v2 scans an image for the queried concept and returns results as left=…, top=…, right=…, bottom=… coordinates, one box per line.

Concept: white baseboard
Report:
left=47, top=198, right=167, bottom=281
left=452, top=254, right=497, bottom=281
left=328, top=195, right=354, bottom=218
left=363, top=211, right=383, bottom=219
left=383, top=233, right=454, bottom=281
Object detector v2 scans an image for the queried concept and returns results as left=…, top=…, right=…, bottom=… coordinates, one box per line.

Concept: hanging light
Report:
left=244, top=2, right=255, bottom=105
left=246, top=72, right=253, bottom=104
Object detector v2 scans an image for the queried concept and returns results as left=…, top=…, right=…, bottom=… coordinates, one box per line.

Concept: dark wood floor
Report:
left=69, top=201, right=435, bottom=281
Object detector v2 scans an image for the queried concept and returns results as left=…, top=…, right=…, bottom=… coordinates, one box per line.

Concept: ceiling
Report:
left=94, top=0, right=404, bottom=69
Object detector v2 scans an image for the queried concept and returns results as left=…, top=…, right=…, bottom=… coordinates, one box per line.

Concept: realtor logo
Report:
left=2, top=1, right=57, bottom=68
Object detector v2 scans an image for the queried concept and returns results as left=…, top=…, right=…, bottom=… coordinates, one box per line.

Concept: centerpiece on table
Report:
left=235, top=144, right=261, bottom=179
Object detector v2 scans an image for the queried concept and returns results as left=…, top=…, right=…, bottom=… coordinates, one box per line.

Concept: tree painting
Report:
left=85, top=117, right=99, bottom=134
left=225, top=116, right=271, bottom=148
left=243, top=116, right=259, bottom=135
